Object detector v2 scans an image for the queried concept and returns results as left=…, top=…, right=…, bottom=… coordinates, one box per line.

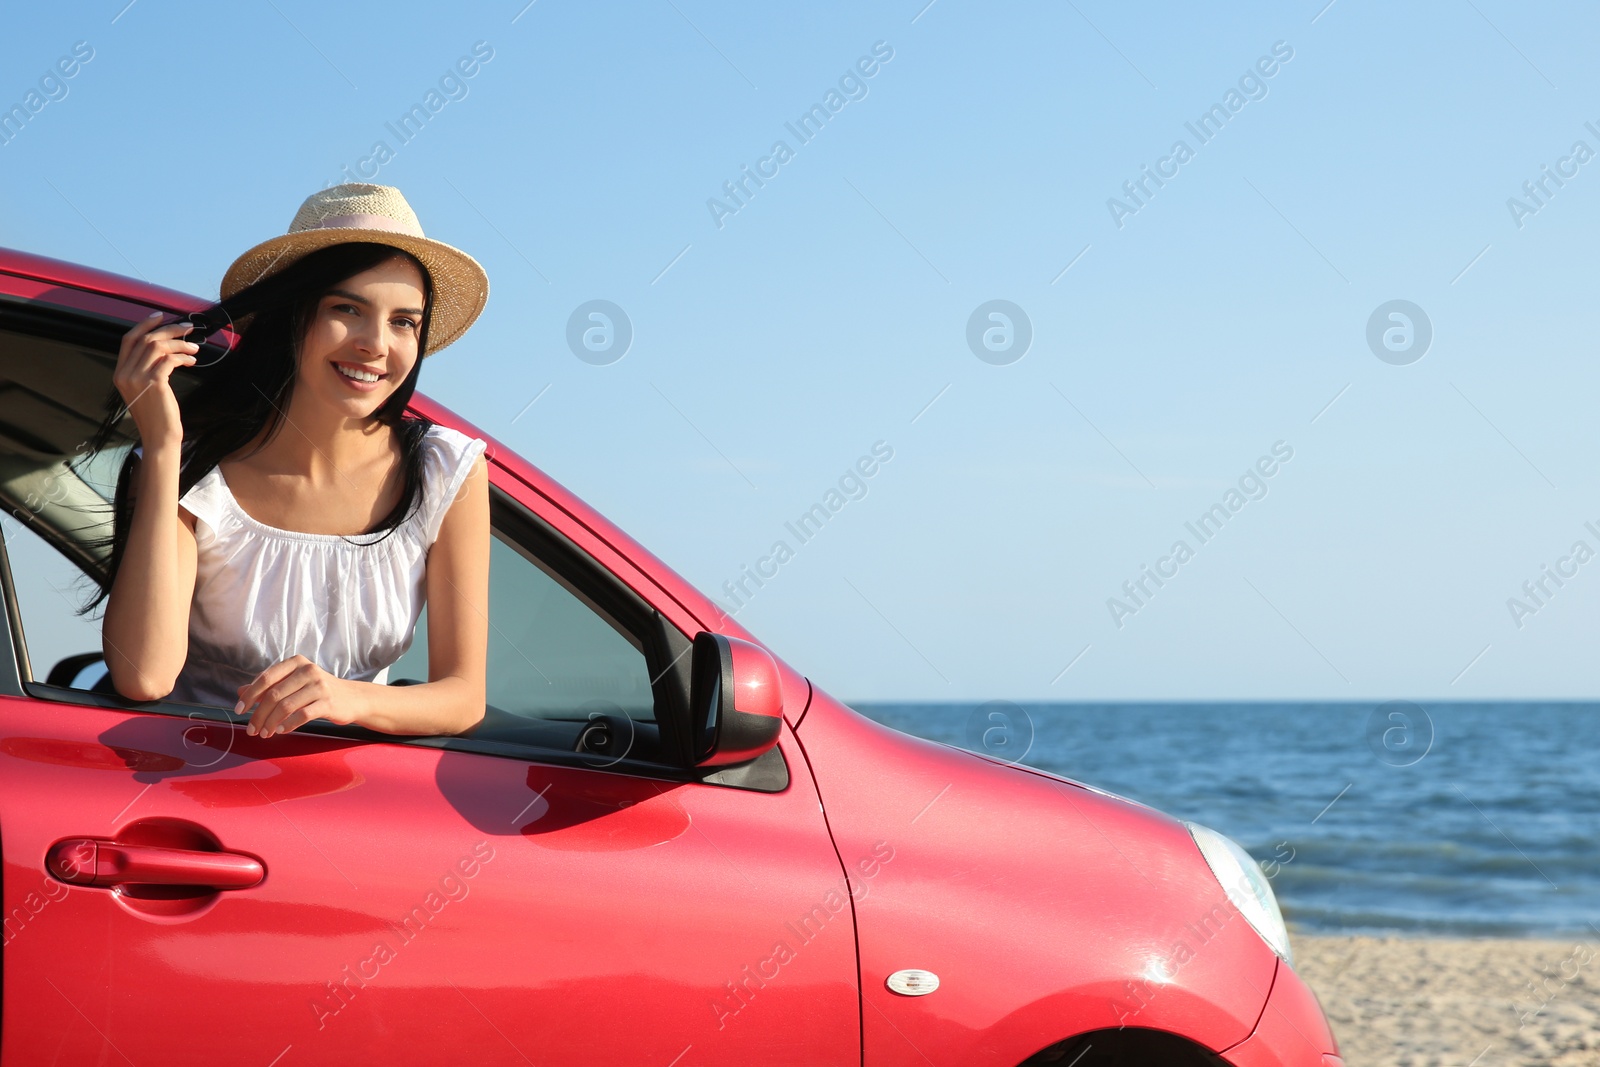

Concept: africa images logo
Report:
left=707, top=41, right=895, bottom=229
left=1106, top=41, right=1294, bottom=229
left=1107, top=441, right=1294, bottom=628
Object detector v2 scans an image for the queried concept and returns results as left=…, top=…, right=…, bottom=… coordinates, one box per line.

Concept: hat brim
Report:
left=220, top=228, right=489, bottom=354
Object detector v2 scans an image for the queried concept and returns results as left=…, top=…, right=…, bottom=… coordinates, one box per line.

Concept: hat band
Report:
left=306, top=212, right=426, bottom=238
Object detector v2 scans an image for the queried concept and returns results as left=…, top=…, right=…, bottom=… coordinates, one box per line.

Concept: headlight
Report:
left=1183, top=822, right=1293, bottom=965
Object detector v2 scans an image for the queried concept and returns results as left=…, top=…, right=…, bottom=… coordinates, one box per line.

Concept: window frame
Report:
left=0, top=447, right=785, bottom=792
left=0, top=480, right=694, bottom=771
left=0, top=298, right=786, bottom=790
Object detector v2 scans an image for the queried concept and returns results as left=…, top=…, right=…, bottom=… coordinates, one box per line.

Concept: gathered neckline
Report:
left=210, top=466, right=407, bottom=544
left=207, top=436, right=428, bottom=546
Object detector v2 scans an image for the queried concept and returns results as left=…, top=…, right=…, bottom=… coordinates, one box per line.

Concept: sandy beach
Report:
left=1292, top=933, right=1600, bottom=1067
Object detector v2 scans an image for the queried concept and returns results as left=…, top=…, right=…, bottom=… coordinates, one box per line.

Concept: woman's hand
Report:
left=235, top=655, right=362, bottom=737
left=115, top=311, right=198, bottom=449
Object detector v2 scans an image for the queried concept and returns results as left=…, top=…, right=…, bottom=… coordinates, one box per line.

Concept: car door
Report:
left=0, top=273, right=861, bottom=1066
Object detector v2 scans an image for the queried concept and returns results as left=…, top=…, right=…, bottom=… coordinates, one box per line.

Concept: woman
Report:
left=78, top=183, right=491, bottom=739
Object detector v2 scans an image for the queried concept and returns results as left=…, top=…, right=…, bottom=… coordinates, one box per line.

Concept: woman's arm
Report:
left=101, top=313, right=202, bottom=701
left=354, top=450, right=490, bottom=734
left=101, top=443, right=200, bottom=701
left=238, top=451, right=490, bottom=737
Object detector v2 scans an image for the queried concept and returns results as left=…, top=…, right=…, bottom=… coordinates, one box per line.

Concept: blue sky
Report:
left=4, top=0, right=1600, bottom=701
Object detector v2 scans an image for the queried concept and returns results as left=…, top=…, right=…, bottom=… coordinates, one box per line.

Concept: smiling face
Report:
left=295, top=254, right=427, bottom=417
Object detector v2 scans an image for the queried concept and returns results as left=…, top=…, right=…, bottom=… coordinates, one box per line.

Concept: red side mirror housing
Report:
left=689, top=633, right=783, bottom=768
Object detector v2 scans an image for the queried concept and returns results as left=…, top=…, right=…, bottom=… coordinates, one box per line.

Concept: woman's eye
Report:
left=394, top=318, right=417, bottom=330
left=334, top=303, right=359, bottom=315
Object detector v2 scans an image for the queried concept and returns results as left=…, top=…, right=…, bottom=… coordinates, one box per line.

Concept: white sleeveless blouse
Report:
left=153, top=424, right=487, bottom=709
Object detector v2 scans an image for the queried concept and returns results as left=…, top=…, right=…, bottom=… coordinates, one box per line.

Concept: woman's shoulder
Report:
left=417, top=422, right=488, bottom=546
left=419, top=422, right=488, bottom=474
left=421, top=421, right=483, bottom=451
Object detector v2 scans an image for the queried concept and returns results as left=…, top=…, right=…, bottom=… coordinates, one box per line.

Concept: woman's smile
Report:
left=331, top=359, right=388, bottom=392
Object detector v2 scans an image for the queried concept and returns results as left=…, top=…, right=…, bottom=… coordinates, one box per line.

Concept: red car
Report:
left=0, top=247, right=1341, bottom=1065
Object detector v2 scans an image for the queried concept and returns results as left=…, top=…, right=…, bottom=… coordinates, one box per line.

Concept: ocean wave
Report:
left=855, top=701, right=1600, bottom=936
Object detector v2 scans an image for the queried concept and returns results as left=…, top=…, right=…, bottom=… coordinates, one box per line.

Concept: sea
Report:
left=852, top=702, right=1600, bottom=940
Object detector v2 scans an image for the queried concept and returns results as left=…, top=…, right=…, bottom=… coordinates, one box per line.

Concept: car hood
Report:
left=790, top=684, right=1280, bottom=1062
left=934, top=736, right=1164, bottom=814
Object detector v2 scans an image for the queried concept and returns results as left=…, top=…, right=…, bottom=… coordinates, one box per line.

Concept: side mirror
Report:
left=688, top=632, right=783, bottom=768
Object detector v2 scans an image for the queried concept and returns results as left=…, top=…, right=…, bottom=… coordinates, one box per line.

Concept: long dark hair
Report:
left=74, top=241, right=437, bottom=617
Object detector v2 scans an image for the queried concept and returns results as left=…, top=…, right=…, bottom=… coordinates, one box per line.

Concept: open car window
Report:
left=0, top=304, right=718, bottom=782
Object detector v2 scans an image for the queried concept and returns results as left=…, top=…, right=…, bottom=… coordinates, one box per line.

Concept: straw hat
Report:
left=220, top=183, right=489, bottom=354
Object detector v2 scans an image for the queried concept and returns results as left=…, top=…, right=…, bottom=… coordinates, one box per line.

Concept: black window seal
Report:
left=19, top=678, right=712, bottom=783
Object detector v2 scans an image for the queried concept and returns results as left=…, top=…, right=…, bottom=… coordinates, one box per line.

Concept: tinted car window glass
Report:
left=0, top=511, right=108, bottom=687
left=387, top=532, right=657, bottom=723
